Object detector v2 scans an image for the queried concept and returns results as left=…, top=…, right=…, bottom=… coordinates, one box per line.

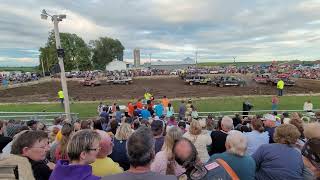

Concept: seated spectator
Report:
left=0, top=154, right=35, bottom=179
left=151, top=120, right=165, bottom=154
left=131, top=119, right=141, bottom=131
left=141, top=106, right=151, bottom=120
left=93, top=118, right=103, bottom=131
left=206, top=114, right=215, bottom=132
left=27, top=120, right=38, bottom=130
left=90, top=130, right=123, bottom=176
left=151, top=127, right=185, bottom=176
left=232, top=113, right=242, bottom=127
left=178, top=120, right=187, bottom=134
left=55, top=123, right=73, bottom=162
left=0, top=120, right=12, bottom=153
left=81, top=119, right=93, bottom=130
left=5, top=119, right=22, bottom=138
left=244, top=118, right=269, bottom=155
left=190, top=105, right=199, bottom=119
left=99, top=107, right=110, bottom=123
left=115, top=106, right=122, bottom=123
left=106, top=119, right=118, bottom=138
left=49, top=130, right=101, bottom=180
left=1, top=126, right=29, bottom=157
left=302, top=122, right=320, bottom=178
left=209, top=116, right=233, bottom=156
left=102, top=127, right=176, bottom=180
left=253, top=124, right=304, bottom=180
left=261, top=114, right=277, bottom=143
left=167, top=116, right=177, bottom=127
left=110, top=123, right=133, bottom=171
left=155, top=101, right=164, bottom=117
left=183, top=120, right=211, bottom=163
left=289, top=118, right=306, bottom=150
left=11, top=130, right=52, bottom=180
left=210, top=130, right=256, bottom=180
left=73, top=121, right=81, bottom=132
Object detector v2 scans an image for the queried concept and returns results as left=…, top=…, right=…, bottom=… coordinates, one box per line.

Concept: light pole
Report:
left=41, top=9, right=71, bottom=122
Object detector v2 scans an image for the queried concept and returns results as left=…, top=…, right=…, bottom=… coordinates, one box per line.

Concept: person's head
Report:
left=221, top=116, right=234, bottom=132
left=67, top=129, right=101, bottom=164
left=126, top=126, right=155, bottom=167
left=262, top=114, right=276, bottom=127
left=26, top=120, right=38, bottom=130
left=92, top=118, right=103, bottom=130
left=73, top=122, right=81, bottom=132
left=109, top=119, right=118, bottom=130
left=169, top=116, right=175, bottom=122
left=283, top=112, right=289, bottom=118
left=225, top=130, right=247, bottom=156
left=81, top=120, right=92, bottom=130
left=95, top=130, right=113, bottom=158
left=53, top=117, right=63, bottom=126
left=36, top=122, right=46, bottom=131
left=151, top=120, right=164, bottom=136
left=163, top=96, right=167, bottom=99
left=60, top=123, right=74, bottom=154
left=168, top=103, right=172, bottom=108
left=115, top=123, right=133, bottom=140
left=0, top=120, right=4, bottom=134
left=162, top=127, right=183, bottom=155
left=251, top=118, right=264, bottom=133
left=178, top=121, right=187, bottom=130
left=189, top=120, right=202, bottom=135
left=199, top=118, right=207, bottom=130
left=274, top=124, right=301, bottom=145
left=289, top=118, right=304, bottom=137
left=181, top=100, right=185, bottom=104
left=173, top=138, right=198, bottom=169
left=303, top=122, right=320, bottom=140
left=307, top=100, right=311, bottom=103
left=102, top=107, right=107, bottom=112
left=116, top=105, right=120, bottom=111
left=132, top=119, right=141, bottom=130
left=11, top=130, right=49, bottom=161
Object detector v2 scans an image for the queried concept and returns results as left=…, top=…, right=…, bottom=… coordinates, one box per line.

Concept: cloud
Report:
left=1, top=0, right=320, bottom=66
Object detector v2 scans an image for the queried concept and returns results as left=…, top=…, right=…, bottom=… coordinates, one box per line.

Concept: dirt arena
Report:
left=0, top=75, right=320, bottom=103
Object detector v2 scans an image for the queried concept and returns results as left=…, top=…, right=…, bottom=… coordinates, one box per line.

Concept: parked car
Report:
left=106, top=76, right=133, bottom=85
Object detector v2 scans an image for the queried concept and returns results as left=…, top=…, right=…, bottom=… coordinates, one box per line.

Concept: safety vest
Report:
left=277, top=80, right=284, bottom=90
left=58, top=91, right=64, bottom=99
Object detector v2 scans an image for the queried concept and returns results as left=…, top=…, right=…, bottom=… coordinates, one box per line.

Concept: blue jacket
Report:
left=49, top=160, right=100, bottom=180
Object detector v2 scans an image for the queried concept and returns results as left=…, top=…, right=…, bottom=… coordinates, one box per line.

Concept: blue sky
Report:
left=1, top=0, right=320, bottom=66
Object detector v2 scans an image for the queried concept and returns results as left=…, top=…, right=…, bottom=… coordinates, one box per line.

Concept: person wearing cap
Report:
left=261, top=114, right=277, bottom=143
left=277, top=79, right=284, bottom=96
left=151, top=120, right=165, bottom=154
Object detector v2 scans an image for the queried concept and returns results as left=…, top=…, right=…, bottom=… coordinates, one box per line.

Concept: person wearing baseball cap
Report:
left=261, top=114, right=276, bottom=143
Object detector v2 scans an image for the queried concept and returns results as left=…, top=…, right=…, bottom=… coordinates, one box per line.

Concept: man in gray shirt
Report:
left=102, top=127, right=176, bottom=180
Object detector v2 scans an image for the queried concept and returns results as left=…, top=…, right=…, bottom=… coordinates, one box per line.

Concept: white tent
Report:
left=105, top=60, right=127, bottom=71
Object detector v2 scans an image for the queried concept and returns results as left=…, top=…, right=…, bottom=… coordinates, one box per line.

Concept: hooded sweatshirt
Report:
left=49, top=160, right=100, bottom=180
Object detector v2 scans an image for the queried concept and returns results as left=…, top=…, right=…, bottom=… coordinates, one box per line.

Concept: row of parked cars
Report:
left=184, top=75, right=246, bottom=87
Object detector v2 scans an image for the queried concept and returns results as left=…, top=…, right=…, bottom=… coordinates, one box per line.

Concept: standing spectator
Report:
left=209, top=116, right=233, bottom=156
left=271, top=96, right=279, bottom=112
left=178, top=100, right=186, bottom=120
left=11, top=130, right=52, bottom=180
left=49, top=130, right=101, bottom=180
left=253, top=124, right=304, bottom=180
left=58, top=90, right=64, bottom=107
left=151, top=120, right=165, bottom=154
left=107, top=120, right=118, bottom=138
left=262, top=114, right=277, bottom=143
left=110, top=123, right=133, bottom=171
left=190, top=105, right=199, bottom=119
left=136, top=99, right=143, bottom=109
left=97, top=102, right=105, bottom=115
left=127, top=102, right=134, bottom=117
left=303, top=100, right=313, bottom=112
left=244, top=118, right=269, bottom=155
left=242, top=100, right=253, bottom=117
left=115, top=106, right=122, bottom=123
left=206, top=114, right=215, bottom=131
left=155, top=101, right=164, bottom=117
left=151, top=127, right=185, bottom=176
left=186, top=99, right=193, bottom=117
left=161, top=96, right=170, bottom=108
left=183, top=120, right=212, bottom=163
left=0, top=120, right=12, bottom=153
left=99, top=107, right=109, bottom=124
left=232, top=113, right=242, bottom=128
left=210, top=130, right=256, bottom=180
left=277, top=79, right=284, bottom=96
left=90, top=130, right=123, bottom=176
left=166, top=103, right=174, bottom=118
left=102, top=127, right=176, bottom=180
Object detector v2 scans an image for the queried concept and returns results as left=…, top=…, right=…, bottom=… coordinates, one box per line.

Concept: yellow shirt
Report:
left=58, top=91, right=64, bottom=99
left=277, top=80, right=284, bottom=89
left=90, top=157, right=123, bottom=177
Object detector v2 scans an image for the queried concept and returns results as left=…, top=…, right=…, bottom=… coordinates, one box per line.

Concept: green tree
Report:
left=39, top=31, right=92, bottom=72
left=90, top=37, right=125, bottom=70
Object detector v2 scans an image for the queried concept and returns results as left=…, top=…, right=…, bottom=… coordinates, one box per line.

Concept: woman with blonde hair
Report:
left=109, top=123, right=133, bottom=170
left=151, top=127, right=185, bottom=176
left=183, top=120, right=212, bottom=163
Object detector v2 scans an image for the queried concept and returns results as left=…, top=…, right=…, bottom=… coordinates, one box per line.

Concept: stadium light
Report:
left=41, top=9, right=71, bottom=122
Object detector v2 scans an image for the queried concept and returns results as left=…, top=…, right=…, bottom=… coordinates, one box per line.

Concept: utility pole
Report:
left=42, top=10, right=71, bottom=122
left=233, top=56, right=237, bottom=64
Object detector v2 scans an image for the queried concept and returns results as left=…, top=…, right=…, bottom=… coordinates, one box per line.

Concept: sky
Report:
left=0, top=0, right=320, bottom=66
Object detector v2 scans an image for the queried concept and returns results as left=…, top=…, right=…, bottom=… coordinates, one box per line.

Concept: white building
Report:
left=105, top=60, right=127, bottom=71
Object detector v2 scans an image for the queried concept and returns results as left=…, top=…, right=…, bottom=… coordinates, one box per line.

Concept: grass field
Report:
left=0, top=66, right=38, bottom=72
left=0, top=95, right=319, bottom=119
left=198, top=60, right=316, bottom=67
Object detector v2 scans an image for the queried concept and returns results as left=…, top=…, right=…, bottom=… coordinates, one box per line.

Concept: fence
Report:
left=0, top=112, right=79, bottom=125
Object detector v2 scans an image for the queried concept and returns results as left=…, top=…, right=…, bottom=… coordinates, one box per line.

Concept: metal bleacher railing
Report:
left=0, top=112, right=79, bottom=125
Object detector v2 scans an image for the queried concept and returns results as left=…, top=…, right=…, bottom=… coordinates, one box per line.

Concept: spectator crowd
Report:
left=0, top=95, right=320, bottom=180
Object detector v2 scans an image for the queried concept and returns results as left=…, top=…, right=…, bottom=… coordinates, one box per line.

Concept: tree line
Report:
left=39, top=30, right=125, bottom=72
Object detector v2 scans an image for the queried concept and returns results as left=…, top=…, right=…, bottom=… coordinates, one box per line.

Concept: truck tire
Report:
left=91, top=83, right=95, bottom=87
left=219, top=83, right=224, bottom=87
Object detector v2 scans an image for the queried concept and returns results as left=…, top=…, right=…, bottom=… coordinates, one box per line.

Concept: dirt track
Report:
left=0, top=76, right=320, bottom=103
